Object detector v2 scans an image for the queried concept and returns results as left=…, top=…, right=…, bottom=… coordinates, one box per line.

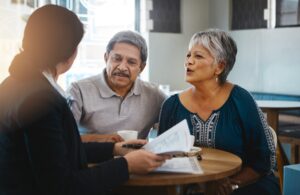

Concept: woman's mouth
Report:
left=186, top=68, right=193, bottom=73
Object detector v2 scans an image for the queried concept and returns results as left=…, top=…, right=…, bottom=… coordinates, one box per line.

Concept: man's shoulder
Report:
left=137, top=79, right=160, bottom=92
left=70, top=74, right=103, bottom=91
left=74, top=74, right=102, bottom=85
left=136, top=80, right=167, bottom=102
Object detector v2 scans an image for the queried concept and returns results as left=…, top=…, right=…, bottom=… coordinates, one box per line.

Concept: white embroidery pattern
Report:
left=255, top=102, right=277, bottom=173
left=191, top=112, right=220, bottom=148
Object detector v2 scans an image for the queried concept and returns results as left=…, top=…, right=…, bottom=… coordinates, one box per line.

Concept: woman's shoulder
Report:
left=229, top=84, right=258, bottom=112
left=231, top=85, right=255, bottom=101
left=163, top=93, right=180, bottom=106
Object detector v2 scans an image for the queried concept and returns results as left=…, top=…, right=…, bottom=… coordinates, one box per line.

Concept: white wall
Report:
left=229, top=28, right=300, bottom=95
left=147, top=0, right=210, bottom=91
left=208, top=0, right=300, bottom=95
left=148, top=0, right=300, bottom=95
left=209, top=0, right=230, bottom=30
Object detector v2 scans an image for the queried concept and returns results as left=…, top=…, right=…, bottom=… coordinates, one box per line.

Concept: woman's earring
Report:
left=215, top=76, right=219, bottom=83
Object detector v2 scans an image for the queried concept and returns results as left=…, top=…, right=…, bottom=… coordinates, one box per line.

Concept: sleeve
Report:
left=20, top=92, right=129, bottom=195
left=67, top=82, right=84, bottom=123
left=234, top=88, right=276, bottom=174
left=83, top=142, right=115, bottom=163
left=158, top=95, right=178, bottom=135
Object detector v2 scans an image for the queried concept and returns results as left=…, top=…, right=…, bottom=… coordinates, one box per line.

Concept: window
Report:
left=276, top=0, right=300, bottom=27
left=62, top=0, right=136, bottom=88
left=149, top=0, right=181, bottom=33
left=231, top=0, right=268, bottom=30
left=0, top=0, right=136, bottom=89
left=231, top=0, right=300, bottom=30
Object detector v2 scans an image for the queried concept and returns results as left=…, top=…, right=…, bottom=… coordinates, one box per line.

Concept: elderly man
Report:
left=68, top=30, right=166, bottom=142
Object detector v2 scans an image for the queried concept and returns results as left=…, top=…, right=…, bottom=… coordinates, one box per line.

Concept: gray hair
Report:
left=189, top=29, right=237, bottom=84
left=106, top=30, right=148, bottom=65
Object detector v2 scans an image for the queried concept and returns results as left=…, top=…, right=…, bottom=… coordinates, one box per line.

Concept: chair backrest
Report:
left=269, top=126, right=277, bottom=148
left=269, top=126, right=290, bottom=193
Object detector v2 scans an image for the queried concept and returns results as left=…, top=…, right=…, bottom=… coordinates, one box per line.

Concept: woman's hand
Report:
left=216, top=177, right=234, bottom=195
left=124, top=150, right=171, bottom=174
left=215, top=166, right=261, bottom=195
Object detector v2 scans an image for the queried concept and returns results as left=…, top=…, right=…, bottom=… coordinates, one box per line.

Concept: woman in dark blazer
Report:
left=0, top=5, right=167, bottom=195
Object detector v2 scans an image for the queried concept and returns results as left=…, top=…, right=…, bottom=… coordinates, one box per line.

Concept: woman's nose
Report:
left=185, top=57, right=193, bottom=67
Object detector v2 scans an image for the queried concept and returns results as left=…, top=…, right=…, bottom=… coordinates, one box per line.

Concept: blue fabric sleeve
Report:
left=233, top=87, right=276, bottom=174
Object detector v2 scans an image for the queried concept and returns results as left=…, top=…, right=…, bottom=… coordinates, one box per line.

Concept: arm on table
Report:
left=215, top=166, right=261, bottom=195
left=81, top=133, right=123, bottom=143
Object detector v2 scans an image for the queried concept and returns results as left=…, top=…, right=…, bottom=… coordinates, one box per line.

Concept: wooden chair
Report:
left=278, top=129, right=300, bottom=164
left=269, top=126, right=290, bottom=193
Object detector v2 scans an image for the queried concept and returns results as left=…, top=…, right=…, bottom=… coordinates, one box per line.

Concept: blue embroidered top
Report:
left=158, top=85, right=276, bottom=175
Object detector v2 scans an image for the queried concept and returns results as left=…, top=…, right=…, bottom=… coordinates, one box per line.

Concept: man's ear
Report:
left=139, top=63, right=146, bottom=73
left=104, top=52, right=108, bottom=63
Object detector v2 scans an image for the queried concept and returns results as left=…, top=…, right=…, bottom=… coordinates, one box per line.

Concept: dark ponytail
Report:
left=9, top=4, right=84, bottom=78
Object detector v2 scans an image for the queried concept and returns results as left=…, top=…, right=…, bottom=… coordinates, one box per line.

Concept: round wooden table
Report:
left=116, top=148, right=242, bottom=195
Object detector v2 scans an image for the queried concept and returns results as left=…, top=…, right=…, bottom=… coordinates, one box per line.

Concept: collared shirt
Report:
left=42, top=71, right=67, bottom=98
left=67, top=69, right=167, bottom=138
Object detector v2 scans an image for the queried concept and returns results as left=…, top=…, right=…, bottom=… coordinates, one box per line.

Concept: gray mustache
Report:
left=113, top=72, right=129, bottom=77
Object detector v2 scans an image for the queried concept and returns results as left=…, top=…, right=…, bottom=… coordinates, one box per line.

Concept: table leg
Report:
left=204, top=181, right=217, bottom=195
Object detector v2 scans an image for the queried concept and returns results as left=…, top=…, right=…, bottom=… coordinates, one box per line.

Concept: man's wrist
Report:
left=113, top=142, right=118, bottom=156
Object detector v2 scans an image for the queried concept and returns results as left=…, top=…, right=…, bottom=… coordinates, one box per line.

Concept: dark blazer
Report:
left=0, top=73, right=129, bottom=195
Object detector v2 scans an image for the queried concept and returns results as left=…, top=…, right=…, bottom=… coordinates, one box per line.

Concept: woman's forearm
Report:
left=230, top=166, right=261, bottom=187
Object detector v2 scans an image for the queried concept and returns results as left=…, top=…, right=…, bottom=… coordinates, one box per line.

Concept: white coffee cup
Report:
left=117, top=130, right=138, bottom=141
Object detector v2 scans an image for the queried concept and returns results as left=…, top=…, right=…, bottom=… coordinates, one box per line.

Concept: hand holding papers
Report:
left=143, top=120, right=192, bottom=155
left=155, top=156, right=202, bottom=174
left=142, top=120, right=203, bottom=174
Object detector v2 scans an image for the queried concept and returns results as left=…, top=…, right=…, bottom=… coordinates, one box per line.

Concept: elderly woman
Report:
left=158, top=29, right=280, bottom=195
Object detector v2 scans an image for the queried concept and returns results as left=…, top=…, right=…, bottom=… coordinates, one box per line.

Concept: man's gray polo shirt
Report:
left=67, top=70, right=166, bottom=138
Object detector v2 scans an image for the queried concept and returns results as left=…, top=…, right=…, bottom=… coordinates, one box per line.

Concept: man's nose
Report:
left=117, top=60, right=129, bottom=69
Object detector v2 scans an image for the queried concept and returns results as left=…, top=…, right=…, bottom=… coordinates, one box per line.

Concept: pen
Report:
left=122, top=144, right=144, bottom=149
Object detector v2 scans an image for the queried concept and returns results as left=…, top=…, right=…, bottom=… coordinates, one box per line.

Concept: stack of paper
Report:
left=143, top=120, right=203, bottom=174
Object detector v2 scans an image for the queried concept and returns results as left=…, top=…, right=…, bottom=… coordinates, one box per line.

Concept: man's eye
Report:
left=186, top=54, right=191, bottom=58
left=112, top=55, right=121, bottom=61
left=128, top=60, right=138, bottom=66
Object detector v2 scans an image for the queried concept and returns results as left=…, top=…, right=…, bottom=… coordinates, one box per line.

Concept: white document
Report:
left=143, top=119, right=192, bottom=155
left=143, top=120, right=203, bottom=174
left=155, top=157, right=203, bottom=174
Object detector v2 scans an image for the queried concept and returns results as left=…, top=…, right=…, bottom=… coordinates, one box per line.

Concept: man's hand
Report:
left=81, top=134, right=124, bottom=143
left=113, top=139, right=147, bottom=156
